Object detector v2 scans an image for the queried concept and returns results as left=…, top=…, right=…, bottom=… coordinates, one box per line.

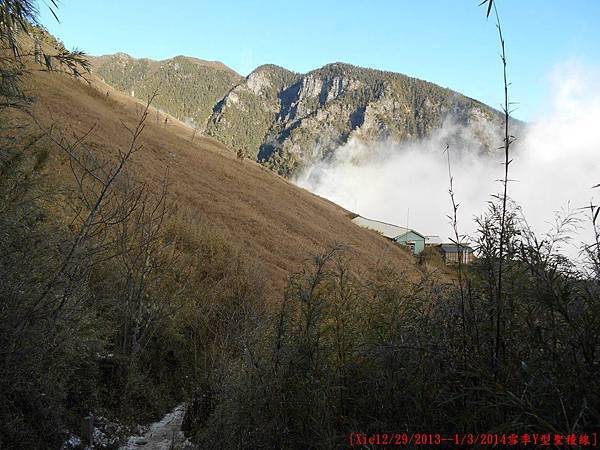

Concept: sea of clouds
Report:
left=294, top=63, right=600, bottom=259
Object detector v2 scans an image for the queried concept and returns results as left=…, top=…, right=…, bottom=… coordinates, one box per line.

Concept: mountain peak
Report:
left=90, top=53, right=243, bottom=129
left=206, top=61, right=504, bottom=176
left=93, top=54, right=505, bottom=178
left=249, top=64, right=296, bottom=77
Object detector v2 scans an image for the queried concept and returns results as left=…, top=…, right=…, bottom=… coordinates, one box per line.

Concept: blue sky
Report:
left=40, top=1, right=600, bottom=121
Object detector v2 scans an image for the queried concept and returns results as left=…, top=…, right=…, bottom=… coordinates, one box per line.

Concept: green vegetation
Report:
left=93, top=53, right=242, bottom=130
left=205, top=64, right=299, bottom=159
left=94, top=56, right=505, bottom=178
left=207, top=62, right=504, bottom=176
left=0, top=2, right=88, bottom=110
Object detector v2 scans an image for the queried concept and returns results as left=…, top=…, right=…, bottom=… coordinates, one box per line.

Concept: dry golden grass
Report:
left=17, top=68, right=425, bottom=299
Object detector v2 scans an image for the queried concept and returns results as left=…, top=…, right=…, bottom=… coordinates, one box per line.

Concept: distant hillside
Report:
left=89, top=53, right=242, bottom=130
left=94, top=55, right=506, bottom=177
left=208, top=63, right=506, bottom=176
left=206, top=64, right=300, bottom=165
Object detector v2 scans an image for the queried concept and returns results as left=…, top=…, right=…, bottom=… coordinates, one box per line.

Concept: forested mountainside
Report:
left=92, top=55, right=505, bottom=177
left=90, top=53, right=242, bottom=130
left=208, top=62, right=503, bottom=175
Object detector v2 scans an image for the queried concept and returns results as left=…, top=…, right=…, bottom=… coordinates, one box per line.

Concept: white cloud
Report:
left=294, top=62, right=600, bottom=258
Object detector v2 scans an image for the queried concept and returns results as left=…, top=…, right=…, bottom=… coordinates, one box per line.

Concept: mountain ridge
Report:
left=89, top=52, right=243, bottom=131
left=91, top=53, right=506, bottom=177
left=92, top=52, right=241, bottom=76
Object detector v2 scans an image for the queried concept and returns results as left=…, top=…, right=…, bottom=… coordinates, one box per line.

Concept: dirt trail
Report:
left=120, top=404, right=189, bottom=450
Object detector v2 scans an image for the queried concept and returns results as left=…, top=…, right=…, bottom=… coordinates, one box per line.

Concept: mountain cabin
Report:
left=351, top=216, right=426, bottom=255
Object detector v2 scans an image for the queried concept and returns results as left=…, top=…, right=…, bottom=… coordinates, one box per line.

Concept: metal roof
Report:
left=351, top=216, right=410, bottom=239
left=425, top=235, right=442, bottom=245
left=440, top=243, right=474, bottom=253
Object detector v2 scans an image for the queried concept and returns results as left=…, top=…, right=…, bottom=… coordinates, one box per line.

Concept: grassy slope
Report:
left=23, top=69, right=422, bottom=299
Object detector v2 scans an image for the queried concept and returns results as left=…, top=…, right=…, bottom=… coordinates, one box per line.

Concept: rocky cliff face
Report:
left=205, top=65, right=299, bottom=159
left=93, top=54, right=505, bottom=177
left=206, top=62, right=503, bottom=176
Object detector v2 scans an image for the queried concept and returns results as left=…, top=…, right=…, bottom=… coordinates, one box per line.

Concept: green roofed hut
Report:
left=351, top=216, right=426, bottom=254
